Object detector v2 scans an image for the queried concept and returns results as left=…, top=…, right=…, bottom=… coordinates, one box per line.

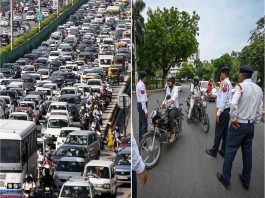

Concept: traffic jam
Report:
left=0, top=0, right=131, bottom=197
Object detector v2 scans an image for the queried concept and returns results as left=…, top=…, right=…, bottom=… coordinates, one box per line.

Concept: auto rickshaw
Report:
left=108, top=67, right=120, bottom=85
left=80, top=74, right=100, bottom=83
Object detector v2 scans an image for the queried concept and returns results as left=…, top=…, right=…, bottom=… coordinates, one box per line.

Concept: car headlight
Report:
left=103, top=184, right=110, bottom=189
left=13, top=183, right=19, bottom=189
left=7, top=183, right=13, bottom=189
left=45, top=187, right=50, bottom=191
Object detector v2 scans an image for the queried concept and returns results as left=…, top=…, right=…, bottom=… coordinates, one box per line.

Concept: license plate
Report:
left=118, top=176, right=128, bottom=180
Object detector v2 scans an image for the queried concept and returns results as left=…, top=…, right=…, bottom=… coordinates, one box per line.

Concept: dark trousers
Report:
left=132, top=170, right=137, bottom=198
left=222, top=122, right=254, bottom=186
left=137, top=103, right=147, bottom=143
left=168, top=107, right=178, bottom=133
left=212, top=108, right=230, bottom=154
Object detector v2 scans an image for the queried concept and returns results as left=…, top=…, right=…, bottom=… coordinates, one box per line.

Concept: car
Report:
left=43, top=83, right=60, bottom=96
left=41, top=115, right=71, bottom=147
left=86, top=79, right=103, bottom=93
left=37, top=69, right=50, bottom=80
left=0, top=17, right=9, bottom=27
left=46, top=102, right=70, bottom=118
left=13, top=13, right=23, bottom=21
left=58, top=177, right=95, bottom=198
left=12, top=20, right=21, bottom=30
left=60, top=87, right=79, bottom=96
left=114, top=147, right=131, bottom=184
left=58, top=94, right=82, bottom=119
left=64, top=130, right=100, bottom=160
left=83, top=160, right=117, bottom=197
left=9, top=112, right=30, bottom=121
left=26, top=10, right=36, bottom=21
left=23, top=94, right=44, bottom=118
left=54, top=157, right=85, bottom=188
left=17, top=101, right=40, bottom=123
left=52, top=144, right=90, bottom=164
left=56, top=127, right=80, bottom=149
left=48, top=51, right=62, bottom=62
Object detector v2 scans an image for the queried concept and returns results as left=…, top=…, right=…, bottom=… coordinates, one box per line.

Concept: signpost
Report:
left=118, top=93, right=130, bottom=136
left=36, top=11, right=44, bottom=31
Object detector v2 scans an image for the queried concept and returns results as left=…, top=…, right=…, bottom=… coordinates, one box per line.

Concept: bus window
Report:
left=0, top=140, right=20, bottom=163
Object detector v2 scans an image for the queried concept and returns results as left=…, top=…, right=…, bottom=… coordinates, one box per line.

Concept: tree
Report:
left=138, top=7, right=200, bottom=81
left=176, top=62, right=195, bottom=80
left=132, top=0, right=146, bottom=44
left=249, top=16, right=264, bottom=43
left=211, top=53, right=233, bottom=81
left=195, top=63, right=214, bottom=80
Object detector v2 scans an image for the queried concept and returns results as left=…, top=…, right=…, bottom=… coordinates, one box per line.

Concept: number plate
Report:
left=118, top=176, right=128, bottom=180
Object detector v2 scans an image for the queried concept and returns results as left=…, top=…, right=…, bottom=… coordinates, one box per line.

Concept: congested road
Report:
left=132, top=84, right=264, bottom=198
left=0, top=0, right=131, bottom=197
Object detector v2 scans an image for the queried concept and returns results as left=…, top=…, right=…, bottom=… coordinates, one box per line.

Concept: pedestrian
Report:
left=162, top=75, right=179, bottom=142
left=206, top=65, right=232, bottom=157
left=136, top=70, right=148, bottom=143
left=132, top=134, right=148, bottom=198
left=217, top=65, right=263, bottom=190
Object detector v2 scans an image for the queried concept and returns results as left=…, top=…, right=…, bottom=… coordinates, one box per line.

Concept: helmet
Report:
left=194, top=76, right=199, bottom=82
left=166, top=75, right=175, bottom=83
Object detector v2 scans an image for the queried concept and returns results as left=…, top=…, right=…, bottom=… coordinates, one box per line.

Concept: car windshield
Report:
left=115, top=153, right=131, bottom=166
left=19, top=103, right=34, bottom=109
left=10, top=114, right=27, bottom=120
left=38, top=70, right=48, bottom=75
left=55, top=147, right=85, bottom=158
left=87, top=81, right=101, bottom=86
left=60, top=130, right=75, bottom=137
left=41, top=90, right=52, bottom=96
left=61, top=89, right=76, bottom=95
left=0, top=140, right=20, bottom=163
left=65, top=135, right=87, bottom=145
left=85, top=166, right=110, bottom=179
left=43, top=85, right=57, bottom=90
left=56, top=161, right=84, bottom=172
left=23, top=78, right=34, bottom=83
left=59, top=97, right=76, bottom=104
left=49, top=105, right=66, bottom=111
left=48, top=119, right=68, bottom=128
left=60, top=186, right=91, bottom=198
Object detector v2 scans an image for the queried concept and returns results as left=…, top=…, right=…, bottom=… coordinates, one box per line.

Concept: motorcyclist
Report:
left=162, top=75, right=179, bottom=142
left=40, top=168, right=55, bottom=195
left=22, top=174, right=36, bottom=198
left=37, top=149, right=44, bottom=163
left=42, top=153, right=53, bottom=168
left=187, top=76, right=203, bottom=121
left=112, top=126, right=122, bottom=150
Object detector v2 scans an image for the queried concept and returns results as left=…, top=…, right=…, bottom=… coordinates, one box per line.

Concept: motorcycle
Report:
left=139, top=100, right=184, bottom=169
left=42, top=186, right=52, bottom=198
left=186, top=95, right=210, bottom=133
left=23, top=190, right=35, bottom=198
left=37, top=161, right=44, bottom=179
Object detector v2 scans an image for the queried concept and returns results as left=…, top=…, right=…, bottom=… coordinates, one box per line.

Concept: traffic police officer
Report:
left=206, top=65, right=232, bottom=157
left=217, top=65, right=263, bottom=190
left=163, top=75, right=179, bottom=142
left=136, top=71, right=148, bottom=142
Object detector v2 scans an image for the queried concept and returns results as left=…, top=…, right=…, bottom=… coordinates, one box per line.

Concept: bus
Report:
left=0, top=120, right=37, bottom=195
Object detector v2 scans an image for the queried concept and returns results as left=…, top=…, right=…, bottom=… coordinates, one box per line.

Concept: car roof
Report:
left=59, top=157, right=85, bottom=162
left=50, top=102, right=68, bottom=105
left=68, top=130, right=96, bottom=136
left=86, top=160, right=113, bottom=167
left=61, top=127, right=80, bottom=130
left=63, top=177, right=92, bottom=186
left=11, top=112, right=28, bottom=115
left=48, top=115, right=69, bottom=120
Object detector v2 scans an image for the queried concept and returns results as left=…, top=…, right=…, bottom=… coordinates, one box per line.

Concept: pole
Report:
left=57, top=0, right=59, bottom=17
left=38, top=0, right=41, bottom=32
left=10, top=0, right=13, bottom=50
left=123, top=96, right=126, bottom=137
left=133, top=1, right=138, bottom=83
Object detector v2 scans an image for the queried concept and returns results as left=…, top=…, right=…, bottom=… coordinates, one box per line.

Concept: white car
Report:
left=43, top=83, right=60, bottom=96
left=95, top=13, right=104, bottom=24
left=83, top=160, right=117, bottom=197
left=60, top=87, right=79, bottom=96
left=56, top=127, right=80, bottom=149
left=26, top=11, right=35, bottom=21
left=46, top=102, right=69, bottom=118
left=42, top=11, right=49, bottom=18
left=54, top=157, right=85, bottom=188
left=58, top=177, right=95, bottom=198
left=86, top=79, right=103, bottom=93
left=37, top=69, right=50, bottom=80
left=14, top=14, right=23, bottom=21
left=9, top=112, right=30, bottom=121
left=48, top=51, right=62, bottom=62
left=0, top=17, right=9, bottom=27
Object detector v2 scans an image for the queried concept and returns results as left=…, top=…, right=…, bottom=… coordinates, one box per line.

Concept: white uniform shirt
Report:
left=216, top=78, right=232, bottom=116
left=164, top=85, right=179, bottom=109
left=190, top=83, right=201, bottom=97
left=136, top=80, right=148, bottom=113
left=22, top=182, right=36, bottom=191
left=230, top=79, right=263, bottom=123
left=132, top=134, right=145, bottom=174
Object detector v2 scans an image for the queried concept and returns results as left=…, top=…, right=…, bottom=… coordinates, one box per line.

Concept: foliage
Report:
left=211, top=53, right=233, bottom=81
left=132, top=0, right=145, bottom=44
left=176, top=62, right=195, bottom=80
left=138, top=7, right=200, bottom=80
left=249, top=16, right=264, bottom=43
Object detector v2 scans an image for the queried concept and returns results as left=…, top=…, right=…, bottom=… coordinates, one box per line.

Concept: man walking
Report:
left=217, top=65, right=263, bottom=190
left=206, top=65, right=232, bottom=157
left=136, top=71, right=148, bottom=143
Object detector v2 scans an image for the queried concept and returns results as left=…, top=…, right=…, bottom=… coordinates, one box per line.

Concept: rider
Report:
left=187, top=76, right=202, bottom=120
left=22, top=174, right=36, bottom=197
left=163, top=75, right=179, bottom=142
left=40, top=168, right=55, bottom=193
left=37, top=149, right=44, bottom=163
left=43, top=153, right=53, bottom=168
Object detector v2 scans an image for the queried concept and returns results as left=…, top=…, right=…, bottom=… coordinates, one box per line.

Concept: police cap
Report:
left=138, top=70, right=148, bottom=78
left=220, top=65, right=230, bottom=73
left=239, top=65, right=254, bottom=74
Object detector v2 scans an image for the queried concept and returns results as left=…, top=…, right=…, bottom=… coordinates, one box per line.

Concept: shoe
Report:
left=206, top=149, right=217, bottom=157
left=169, top=133, right=176, bottom=143
left=217, top=173, right=230, bottom=190
left=239, top=174, right=249, bottom=190
left=218, top=150, right=225, bottom=158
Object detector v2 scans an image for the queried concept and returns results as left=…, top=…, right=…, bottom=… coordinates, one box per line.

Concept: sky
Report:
left=142, top=0, right=264, bottom=61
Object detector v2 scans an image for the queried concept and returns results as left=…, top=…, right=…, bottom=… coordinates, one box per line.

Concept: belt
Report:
left=137, top=102, right=147, bottom=104
left=237, top=119, right=253, bottom=124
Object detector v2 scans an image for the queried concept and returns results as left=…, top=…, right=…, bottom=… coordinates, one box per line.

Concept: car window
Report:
left=65, top=135, right=87, bottom=145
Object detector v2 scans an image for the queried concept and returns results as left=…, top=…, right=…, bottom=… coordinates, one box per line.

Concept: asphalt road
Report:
left=132, top=84, right=264, bottom=198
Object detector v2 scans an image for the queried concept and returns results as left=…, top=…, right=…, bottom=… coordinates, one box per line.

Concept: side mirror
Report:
left=62, top=140, right=65, bottom=143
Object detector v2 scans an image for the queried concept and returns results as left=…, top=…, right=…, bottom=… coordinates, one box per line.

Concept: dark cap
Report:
left=239, top=65, right=254, bottom=74
left=138, top=70, right=148, bottom=78
left=220, top=65, right=230, bottom=73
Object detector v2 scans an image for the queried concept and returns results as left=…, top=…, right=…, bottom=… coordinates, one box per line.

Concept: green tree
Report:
left=211, top=53, right=233, bottom=81
left=195, top=63, right=214, bottom=80
left=132, top=0, right=146, bottom=44
left=176, top=62, right=195, bottom=80
left=138, top=7, right=200, bottom=81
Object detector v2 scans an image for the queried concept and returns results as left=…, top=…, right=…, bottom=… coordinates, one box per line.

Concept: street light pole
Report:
left=10, top=0, right=13, bottom=50
left=38, top=0, right=41, bottom=32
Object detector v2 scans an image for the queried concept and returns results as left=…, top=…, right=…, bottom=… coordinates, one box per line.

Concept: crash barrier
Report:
left=0, top=0, right=86, bottom=66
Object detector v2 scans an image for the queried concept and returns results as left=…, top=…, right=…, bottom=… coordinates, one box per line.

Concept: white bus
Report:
left=0, top=120, right=37, bottom=195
